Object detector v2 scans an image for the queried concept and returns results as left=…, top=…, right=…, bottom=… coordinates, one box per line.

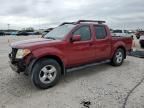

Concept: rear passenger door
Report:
left=94, top=25, right=111, bottom=60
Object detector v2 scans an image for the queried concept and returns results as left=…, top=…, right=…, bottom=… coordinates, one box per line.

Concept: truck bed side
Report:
left=111, top=36, right=132, bottom=57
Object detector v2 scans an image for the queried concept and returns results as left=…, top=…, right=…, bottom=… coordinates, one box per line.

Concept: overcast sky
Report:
left=0, top=0, right=144, bottom=30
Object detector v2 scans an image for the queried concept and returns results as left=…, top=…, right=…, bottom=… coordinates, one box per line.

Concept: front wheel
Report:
left=31, top=58, right=61, bottom=89
left=111, top=48, right=124, bottom=66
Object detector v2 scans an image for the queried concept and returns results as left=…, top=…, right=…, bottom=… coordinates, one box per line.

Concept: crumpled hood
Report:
left=10, top=38, right=62, bottom=50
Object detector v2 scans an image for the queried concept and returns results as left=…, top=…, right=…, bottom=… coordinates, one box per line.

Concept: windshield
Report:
left=44, top=24, right=75, bottom=40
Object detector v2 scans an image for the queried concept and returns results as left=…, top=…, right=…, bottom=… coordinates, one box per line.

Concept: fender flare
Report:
left=111, top=42, right=126, bottom=59
left=27, top=47, right=67, bottom=75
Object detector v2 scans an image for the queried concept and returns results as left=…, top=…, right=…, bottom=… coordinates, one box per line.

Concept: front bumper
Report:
left=9, top=61, right=18, bottom=72
left=9, top=53, right=26, bottom=73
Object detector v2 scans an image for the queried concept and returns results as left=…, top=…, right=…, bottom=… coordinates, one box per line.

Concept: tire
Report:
left=31, top=58, right=61, bottom=89
left=111, top=48, right=124, bottom=66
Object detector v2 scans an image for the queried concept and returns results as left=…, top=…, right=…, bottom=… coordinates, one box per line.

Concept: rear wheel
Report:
left=111, top=48, right=124, bottom=66
left=31, top=58, right=61, bottom=89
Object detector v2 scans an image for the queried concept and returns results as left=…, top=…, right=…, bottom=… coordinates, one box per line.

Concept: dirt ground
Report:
left=0, top=36, right=144, bottom=108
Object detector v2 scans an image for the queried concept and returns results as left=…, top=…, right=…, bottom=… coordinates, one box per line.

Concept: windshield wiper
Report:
left=45, top=37, right=56, bottom=40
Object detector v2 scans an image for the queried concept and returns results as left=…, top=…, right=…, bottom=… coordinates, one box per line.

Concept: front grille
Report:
left=10, top=48, right=17, bottom=61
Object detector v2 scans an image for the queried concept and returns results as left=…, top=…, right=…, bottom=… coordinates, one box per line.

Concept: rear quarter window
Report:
left=95, top=26, right=107, bottom=39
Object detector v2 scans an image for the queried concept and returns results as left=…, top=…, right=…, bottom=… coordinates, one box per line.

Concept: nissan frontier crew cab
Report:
left=9, top=20, right=132, bottom=89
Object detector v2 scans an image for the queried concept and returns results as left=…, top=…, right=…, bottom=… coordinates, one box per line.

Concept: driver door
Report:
left=66, top=25, right=95, bottom=67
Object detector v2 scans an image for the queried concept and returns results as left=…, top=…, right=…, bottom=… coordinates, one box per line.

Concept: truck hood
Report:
left=11, top=38, right=62, bottom=50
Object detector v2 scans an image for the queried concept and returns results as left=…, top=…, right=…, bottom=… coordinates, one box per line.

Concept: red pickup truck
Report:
left=9, top=20, right=132, bottom=89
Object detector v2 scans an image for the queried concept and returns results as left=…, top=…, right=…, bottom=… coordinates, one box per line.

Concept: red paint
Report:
left=11, top=21, right=132, bottom=68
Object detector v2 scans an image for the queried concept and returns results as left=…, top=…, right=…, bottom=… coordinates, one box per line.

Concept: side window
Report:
left=73, top=26, right=91, bottom=41
left=95, top=26, right=107, bottom=39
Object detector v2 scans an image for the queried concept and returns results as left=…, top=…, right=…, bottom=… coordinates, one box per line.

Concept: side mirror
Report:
left=71, top=35, right=81, bottom=42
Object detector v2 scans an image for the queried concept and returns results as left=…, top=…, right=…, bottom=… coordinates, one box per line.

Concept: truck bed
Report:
left=112, top=36, right=133, bottom=51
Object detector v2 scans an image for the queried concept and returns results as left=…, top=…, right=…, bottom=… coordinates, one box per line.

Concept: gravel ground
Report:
left=0, top=36, right=144, bottom=108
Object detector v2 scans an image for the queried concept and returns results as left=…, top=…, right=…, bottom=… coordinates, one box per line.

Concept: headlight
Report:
left=16, top=49, right=31, bottom=59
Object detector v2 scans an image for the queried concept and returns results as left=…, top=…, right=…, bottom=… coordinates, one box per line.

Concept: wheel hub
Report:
left=39, top=65, right=57, bottom=84
left=116, top=51, right=123, bottom=63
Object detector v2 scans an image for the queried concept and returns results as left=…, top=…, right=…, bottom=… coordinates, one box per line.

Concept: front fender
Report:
left=32, top=47, right=67, bottom=65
